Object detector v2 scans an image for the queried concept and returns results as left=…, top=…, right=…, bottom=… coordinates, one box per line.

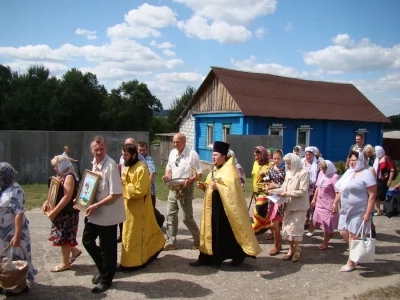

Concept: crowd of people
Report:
left=0, top=132, right=399, bottom=295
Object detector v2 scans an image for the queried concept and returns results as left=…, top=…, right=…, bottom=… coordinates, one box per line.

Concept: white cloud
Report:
left=155, top=71, right=204, bottom=83
left=175, top=0, right=276, bottom=44
left=163, top=49, right=176, bottom=56
left=231, top=55, right=308, bottom=78
left=150, top=40, right=176, bottom=49
left=304, top=34, right=400, bottom=72
left=6, top=59, right=69, bottom=76
left=178, top=15, right=252, bottom=44
left=107, top=3, right=177, bottom=39
left=255, top=27, right=265, bottom=39
left=284, top=22, right=293, bottom=32
left=0, top=44, right=69, bottom=62
left=75, top=28, right=98, bottom=40
left=173, top=0, right=277, bottom=24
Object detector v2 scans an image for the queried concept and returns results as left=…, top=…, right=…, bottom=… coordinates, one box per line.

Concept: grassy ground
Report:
left=21, top=166, right=400, bottom=211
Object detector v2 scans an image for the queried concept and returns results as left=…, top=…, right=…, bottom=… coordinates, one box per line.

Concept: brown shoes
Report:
left=163, top=244, right=178, bottom=251
left=268, top=246, right=282, bottom=256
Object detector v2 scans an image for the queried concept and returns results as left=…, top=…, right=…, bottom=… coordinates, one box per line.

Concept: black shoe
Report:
left=117, top=236, right=122, bottom=243
left=91, top=283, right=110, bottom=294
left=92, top=275, right=100, bottom=284
left=189, top=260, right=211, bottom=267
left=5, top=286, right=29, bottom=297
left=157, top=215, right=165, bottom=228
left=230, top=259, right=244, bottom=266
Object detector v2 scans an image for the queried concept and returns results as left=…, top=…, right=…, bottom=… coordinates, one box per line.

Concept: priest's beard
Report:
left=124, top=157, right=139, bottom=167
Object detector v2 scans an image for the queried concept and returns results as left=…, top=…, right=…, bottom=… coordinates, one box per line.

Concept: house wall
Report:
left=193, top=115, right=384, bottom=164
left=179, top=112, right=195, bottom=150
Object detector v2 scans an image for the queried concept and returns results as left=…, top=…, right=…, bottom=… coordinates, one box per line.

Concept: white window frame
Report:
left=222, top=123, right=231, bottom=142
left=207, top=123, right=214, bottom=148
left=296, top=125, right=312, bottom=150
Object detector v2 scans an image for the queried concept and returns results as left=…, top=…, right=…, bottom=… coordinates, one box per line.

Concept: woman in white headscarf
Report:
left=311, top=160, right=340, bottom=250
left=373, top=146, right=395, bottom=216
left=43, top=155, right=82, bottom=272
left=302, top=146, right=321, bottom=236
left=228, top=150, right=246, bottom=189
left=293, top=145, right=302, bottom=157
left=270, top=153, right=309, bottom=263
left=333, top=151, right=376, bottom=272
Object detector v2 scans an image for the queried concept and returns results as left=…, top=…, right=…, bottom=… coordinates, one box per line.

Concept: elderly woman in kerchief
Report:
left=270, top=153, right=309, bottom=262
left=0, top=162, right=37, bottom=296
left=302, top=146, right=320, bottom=237
left=42, top=155, right=82, bottom=272
left=332, top=151, right=376, bottom=272
left=293, top=145, right=302, bottom=157
left=311, top=160, right=340, bottom=250
left=373, top=146, right=395, bottom=216
left=363, top=144, right=375, bottom=168
left=228, top=149, right=246, bottom=189
left=251, top=146, right=274, bottom=235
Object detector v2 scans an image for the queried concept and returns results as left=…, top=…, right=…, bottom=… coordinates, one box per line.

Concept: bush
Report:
left=334, top=161, right=346, bottom=175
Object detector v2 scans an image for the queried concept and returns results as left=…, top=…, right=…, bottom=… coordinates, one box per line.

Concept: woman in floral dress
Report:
left=265, top=149, right=286, bottom=255
left=0, top=162, right=37, bottom=296
left=43, top=155, right=82, bottom=272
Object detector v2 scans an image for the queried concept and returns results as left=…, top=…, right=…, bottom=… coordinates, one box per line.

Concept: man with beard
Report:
left=118, top=143, right=165, bottom=271
left=190, top=141, right=262, bottom=267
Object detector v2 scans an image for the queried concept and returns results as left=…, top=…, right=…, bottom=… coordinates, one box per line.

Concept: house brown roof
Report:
left=181, top=67, right=390, bottom=123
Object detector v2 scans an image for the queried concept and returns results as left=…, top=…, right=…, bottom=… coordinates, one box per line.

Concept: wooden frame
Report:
left=75, top=170, right=101, bottom=212
left=47, top=177, right=61, bottom=212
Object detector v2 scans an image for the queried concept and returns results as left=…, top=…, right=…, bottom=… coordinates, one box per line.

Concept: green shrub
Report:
left=334, top=161, right=346, bottom=175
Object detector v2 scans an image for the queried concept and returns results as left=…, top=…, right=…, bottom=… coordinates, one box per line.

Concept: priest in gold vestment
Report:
left=118, top=143, right=165, bottom=270
left=190, top=141, right=262, bottom=267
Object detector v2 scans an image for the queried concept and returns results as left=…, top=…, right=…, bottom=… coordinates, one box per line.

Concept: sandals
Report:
left=340, top=264, right=356, bottom=272
left=70, top=251, right=82, bottom=264
left=282, top=253, right=294, bottom=261
left=51, top=265, right=70, bottom=272
left=269, top=246, right=282, bottom=256
left=291, top=250, right=301, bottom=263
left=318, top=244, right=328, bottom=251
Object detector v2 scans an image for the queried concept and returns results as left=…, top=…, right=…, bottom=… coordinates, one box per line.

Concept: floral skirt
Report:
left=49, top=211, right=79, bottom=246
left=252, top=195, right=271, bottom=234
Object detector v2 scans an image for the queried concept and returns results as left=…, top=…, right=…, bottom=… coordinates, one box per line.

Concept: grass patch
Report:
left=20, top=166, right=400, bottom=210
left=345, top=284, right=400, bottom=299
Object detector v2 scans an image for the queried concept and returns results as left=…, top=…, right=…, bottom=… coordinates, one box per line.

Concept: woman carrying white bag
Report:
left=332, top=151, right=376, bottom=272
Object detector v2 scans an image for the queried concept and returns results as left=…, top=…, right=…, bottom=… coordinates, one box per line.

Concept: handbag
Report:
left=349, top=221, right=376, bottom=264
left=384, top=189, right=400, bottom=218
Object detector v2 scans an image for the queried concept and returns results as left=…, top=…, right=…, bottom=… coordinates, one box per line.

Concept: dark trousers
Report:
left=82, top=218, right=118, bottom=286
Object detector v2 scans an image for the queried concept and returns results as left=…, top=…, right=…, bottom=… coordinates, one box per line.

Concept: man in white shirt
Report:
left=81, top=136, right=126, bottom=294
left=162, top=133, right=202, bottom=250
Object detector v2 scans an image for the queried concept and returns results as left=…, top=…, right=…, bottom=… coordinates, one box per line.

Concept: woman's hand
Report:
left=42, top=201, right=50, bottom=214
left=47, top=210, right=57, bottom=222
left=266, top=182, right=278, bottom=190
left=331, top=202, right=339, bottom=213
left=280, top=192, right=287, bottom=197
left=362, top=213, right=371, bottom=222
left=387, top=180, right=392, bottom=187
left=197, top=181, right=206, bottom=191
left=311, top=199, right=316, bottom=207
left=9, top=235, right=21, bottom=247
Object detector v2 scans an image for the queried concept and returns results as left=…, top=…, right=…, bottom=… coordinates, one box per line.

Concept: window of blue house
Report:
left=269, top=123, right=285, bottom=136
left=297, top=125, right=312, bottom=150
left=222, top=123, right=231, bottom=142
left=207, top=123, right=214, bottom=148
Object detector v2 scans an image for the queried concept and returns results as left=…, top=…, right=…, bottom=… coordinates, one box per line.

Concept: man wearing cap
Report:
left=190, top=141, right=262, bottom=267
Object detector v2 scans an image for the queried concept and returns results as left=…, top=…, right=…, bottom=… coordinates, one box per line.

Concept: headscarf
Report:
left=303, top=146, right=319, bottom=183
left=316, top=160, right=337, bottom=187
left=228, top=149, right=238, bottom=165
left=274, top=149, right=285, bottom=169
left=254, top=146, right=269, bottom=165
left=293, top=145, right=302, bottom=156
left=373, top=146, right=385, bottom=177
left=283, top=153, right=303, bottom=178
left=52, top=155, right=76, bottom=178
left=0, top=162, right=18, bottom=193
left=335, top=152, right=365, bottom=195
left=268, top=147, right=275, bottom=154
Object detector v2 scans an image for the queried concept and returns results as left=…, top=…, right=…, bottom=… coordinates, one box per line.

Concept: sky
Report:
left=0, top=0, right=399, bottom=117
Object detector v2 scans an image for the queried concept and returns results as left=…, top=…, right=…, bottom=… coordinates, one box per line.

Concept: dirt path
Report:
left=4, top=198, right=400, bottom=300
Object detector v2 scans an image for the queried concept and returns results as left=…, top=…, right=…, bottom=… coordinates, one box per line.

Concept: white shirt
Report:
left=166, top=146, right=202, bottom=179
left=88, top=155, right=126, bottom=226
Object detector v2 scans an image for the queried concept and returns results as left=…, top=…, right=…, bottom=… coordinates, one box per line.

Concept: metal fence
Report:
left=0, top=130, right=148, bottom=184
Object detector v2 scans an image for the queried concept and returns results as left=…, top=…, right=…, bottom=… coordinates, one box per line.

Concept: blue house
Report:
left=178, top=67, right=390, bottom=164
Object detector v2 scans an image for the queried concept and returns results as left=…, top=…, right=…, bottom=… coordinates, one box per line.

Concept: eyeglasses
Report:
left=175, top=155, right=182, bottom=167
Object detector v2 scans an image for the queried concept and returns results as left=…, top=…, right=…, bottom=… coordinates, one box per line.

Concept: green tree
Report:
left=50, top=68, right=108, bottom=130
left=167, top=85, right=196, bottom=132
left=101, top=80, right=163, bottom=136
left=3, top=65, right=59, bottom=130
left=385, top=115, right=400, bottom=130
left=0, top=65, right=12, bottom=129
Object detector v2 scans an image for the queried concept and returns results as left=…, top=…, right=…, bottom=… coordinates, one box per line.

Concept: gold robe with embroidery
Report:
left=199, top=157, right=262, bottom=257
left=121, top=161, right=165, bottom=267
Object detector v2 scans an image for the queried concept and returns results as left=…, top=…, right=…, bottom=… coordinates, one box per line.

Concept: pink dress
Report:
left=313, top=172, right=340, bottom=233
